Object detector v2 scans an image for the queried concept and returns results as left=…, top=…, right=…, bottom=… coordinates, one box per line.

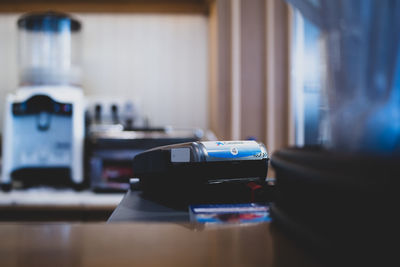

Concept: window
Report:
left=290, top=9, right=325, bottom=146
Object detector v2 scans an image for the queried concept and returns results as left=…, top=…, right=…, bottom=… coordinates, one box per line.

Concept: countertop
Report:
left=0, top=188, right=124, bottom=209
left=0, top=188, right=124, bottom=221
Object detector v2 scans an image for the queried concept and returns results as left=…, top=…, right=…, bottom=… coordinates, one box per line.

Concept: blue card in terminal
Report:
left=189, top=203, right=271, bottom=224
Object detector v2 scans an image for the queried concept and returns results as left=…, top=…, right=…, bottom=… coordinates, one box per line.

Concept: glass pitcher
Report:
left=18, top=12, right=82, bottom=86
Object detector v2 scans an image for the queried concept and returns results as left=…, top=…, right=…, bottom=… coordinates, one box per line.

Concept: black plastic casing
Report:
left=132, top=142, right=269, bottom=185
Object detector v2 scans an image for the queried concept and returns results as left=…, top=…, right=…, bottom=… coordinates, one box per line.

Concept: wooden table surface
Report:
left=0, top=222, right=324, bottom=267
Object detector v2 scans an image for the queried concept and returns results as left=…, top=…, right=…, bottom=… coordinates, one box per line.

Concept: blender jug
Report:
left=18, top=12, right=82, bottom=86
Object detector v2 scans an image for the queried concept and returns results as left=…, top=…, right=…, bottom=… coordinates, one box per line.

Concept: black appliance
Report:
left=86, top=128, right=202, bottom=192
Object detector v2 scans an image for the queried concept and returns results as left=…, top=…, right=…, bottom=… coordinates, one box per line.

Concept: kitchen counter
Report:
left=0, top=188, right=124, bottom=221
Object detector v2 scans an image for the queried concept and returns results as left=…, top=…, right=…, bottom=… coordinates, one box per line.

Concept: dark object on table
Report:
left=132, top=141, right=271, bottom=204
left=107, top=190, right=189, bottom=222
left=270, top=146, right=399, bottom=265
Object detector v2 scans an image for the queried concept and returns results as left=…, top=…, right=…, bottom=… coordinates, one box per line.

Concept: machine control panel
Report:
left=12, top=95, right=72, bottom=116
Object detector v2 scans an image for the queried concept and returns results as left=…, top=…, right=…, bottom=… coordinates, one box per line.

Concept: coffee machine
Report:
left=1, top=12, right=84, bottom=188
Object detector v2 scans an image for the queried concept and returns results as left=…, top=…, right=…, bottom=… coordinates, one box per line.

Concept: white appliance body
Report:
left=1, top=86, right=84, bottom=185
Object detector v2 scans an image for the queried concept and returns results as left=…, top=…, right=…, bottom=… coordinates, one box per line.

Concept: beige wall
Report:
left=0, top=13, right=209, bottom=130
left=208, top=0, right=290, bottom=154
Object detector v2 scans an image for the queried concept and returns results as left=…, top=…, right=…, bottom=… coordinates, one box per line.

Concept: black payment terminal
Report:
left=133, top=140, right=269, bottom=185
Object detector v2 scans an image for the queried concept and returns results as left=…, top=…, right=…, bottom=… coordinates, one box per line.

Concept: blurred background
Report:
left=0, top=0, right=328, bottom=222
